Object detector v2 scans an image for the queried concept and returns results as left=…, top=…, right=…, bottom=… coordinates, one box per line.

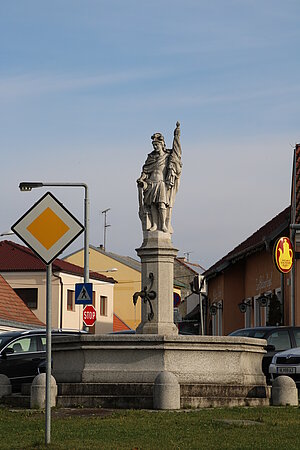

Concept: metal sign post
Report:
left=45, top=263, right=52, bottom=445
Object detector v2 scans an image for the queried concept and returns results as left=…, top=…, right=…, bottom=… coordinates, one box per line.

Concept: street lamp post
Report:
left=19, top=182, right=90, bottom=285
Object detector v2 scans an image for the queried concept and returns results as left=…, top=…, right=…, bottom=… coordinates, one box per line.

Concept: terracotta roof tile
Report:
left=175, top=257, right=205, bottom=274
left=0, top=240, right=116, bottom=283
left=0, top=274, right=44, bottom=327
left=113, top=313, right=131, bottom=332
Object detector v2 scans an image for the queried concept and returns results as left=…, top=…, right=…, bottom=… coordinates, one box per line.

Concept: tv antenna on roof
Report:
left=101, top=208, right=111, bottom=251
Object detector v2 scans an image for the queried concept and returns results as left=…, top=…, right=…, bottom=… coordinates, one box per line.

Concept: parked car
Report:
left=0, top=328, right=86, bottom=390
left=269, top=347, right=300, bottom=386
left=229, top=326, right=300, bottom=383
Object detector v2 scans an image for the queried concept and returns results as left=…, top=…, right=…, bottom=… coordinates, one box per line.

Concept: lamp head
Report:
left=258, top=295, right=268, bottom=307
left=210, top=305, right=217, bottom=316
left=238, top=302, right=247, bottom=313
left=19, top=182, right=44, bottom=192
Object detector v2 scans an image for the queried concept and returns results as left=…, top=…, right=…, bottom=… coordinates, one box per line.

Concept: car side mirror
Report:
left=1, top=348, right=15, bottom=357
left=265, top=344, right=275, bottom=352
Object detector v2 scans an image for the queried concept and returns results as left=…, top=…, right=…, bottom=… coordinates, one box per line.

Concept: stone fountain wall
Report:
left=52, top=334, right=270, bottom=408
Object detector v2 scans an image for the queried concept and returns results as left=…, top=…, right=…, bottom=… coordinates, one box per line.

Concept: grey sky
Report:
left=1, top=1, right=299, bottom=269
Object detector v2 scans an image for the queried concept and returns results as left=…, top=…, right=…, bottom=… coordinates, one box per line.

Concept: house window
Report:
left=100, top=296, right=108, bottom=316
left=245, top=303, right=251, bottom=328
left=255, top=294, right=269, bottom=326
left=67, top=290, right=75, bottom=311
left=217, top=301, right=223, bottom=336
left=210, top=301, right=223, bottom=336
left=254, top=295, right=261, bottom=326
left=14, top=288, right=38, bottom=310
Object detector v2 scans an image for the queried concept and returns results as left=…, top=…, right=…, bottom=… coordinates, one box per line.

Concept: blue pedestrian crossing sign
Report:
left=75, top=283, right=93, bottom=305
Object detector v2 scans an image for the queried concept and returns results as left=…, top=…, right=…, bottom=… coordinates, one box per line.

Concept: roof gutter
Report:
left=52, top=272, right=64, bottom=329
left=0, top=318, right=44, bottom=330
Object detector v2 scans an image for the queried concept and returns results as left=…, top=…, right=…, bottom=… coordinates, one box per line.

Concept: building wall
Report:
left=206, top=248, right=284, bottom=335
left=209, top=274, right=224, bottom=303
left=0, top=271, right=114, bottom=333
left=207, top=273, right=224, bottom=335
left=174, top=259, right=199, bottom=318
left=223, top=263, right=245, bottom=335
left=244, top=252, right=279, bottom=298
left=174, top=259, right=195, bottom=301
left=58, top=272, right=114, bottom=333
left=64, top=248, right=141, bottom=330
left=1, top=272, right=58, bottom=326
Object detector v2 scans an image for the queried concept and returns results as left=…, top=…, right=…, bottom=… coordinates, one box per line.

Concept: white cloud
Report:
left=0, top=68, right=168, bottom=100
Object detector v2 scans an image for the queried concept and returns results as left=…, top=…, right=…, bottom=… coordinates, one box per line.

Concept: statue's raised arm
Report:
left=137, top=122, right=182, bottom=234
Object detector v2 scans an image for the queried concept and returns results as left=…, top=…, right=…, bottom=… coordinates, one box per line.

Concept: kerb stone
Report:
left=153, top=371, right=180, bottom=409
left=271, top=375, right=298, bottom=406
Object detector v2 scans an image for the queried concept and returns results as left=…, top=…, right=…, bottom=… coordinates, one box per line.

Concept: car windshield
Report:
left=0, top=336, right=16, bottom=351
left=253, top=331, right=267, bottom=338
left=230, top=330, right=253, bottom=337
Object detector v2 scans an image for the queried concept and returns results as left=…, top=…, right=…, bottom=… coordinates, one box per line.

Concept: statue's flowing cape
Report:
left=142, top=150, right=170, bottom=174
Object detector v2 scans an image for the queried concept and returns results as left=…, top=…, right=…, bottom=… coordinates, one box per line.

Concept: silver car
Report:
left=269, top=347, right=300, bottom=386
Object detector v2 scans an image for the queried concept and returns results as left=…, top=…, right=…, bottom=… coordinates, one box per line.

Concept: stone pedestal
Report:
left=136, top=231, right=178, bottom=335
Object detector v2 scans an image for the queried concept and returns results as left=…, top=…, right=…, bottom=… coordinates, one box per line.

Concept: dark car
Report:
left=229, top=326, right=300, bottom=383
left=0, top=328, right=86, bottom=390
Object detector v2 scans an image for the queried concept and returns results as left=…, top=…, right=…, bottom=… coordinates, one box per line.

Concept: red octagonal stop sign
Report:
left=83, top=305, right=96, bottom=327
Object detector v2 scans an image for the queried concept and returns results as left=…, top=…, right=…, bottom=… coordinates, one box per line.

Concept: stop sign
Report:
left=83, top=305, right=96, bottom=327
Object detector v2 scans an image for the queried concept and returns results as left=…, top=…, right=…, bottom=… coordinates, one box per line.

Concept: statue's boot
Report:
left=148, top=205, right=158, bottom=231
left=165, top=208, right=173, bottom=233
left=160, top=209, right=168, bottom=233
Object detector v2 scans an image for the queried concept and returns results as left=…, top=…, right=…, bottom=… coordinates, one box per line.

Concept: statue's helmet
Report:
left=151, top=132, right=166, bottom=148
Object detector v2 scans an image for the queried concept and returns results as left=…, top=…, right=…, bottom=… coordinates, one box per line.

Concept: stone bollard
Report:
left=271, top=376, right=298, bottom=406
left=153, top=371, right=180, bottom=410
left=0, top=374, right=12, bottom=398
left=30, top=373, right=57, bottom=409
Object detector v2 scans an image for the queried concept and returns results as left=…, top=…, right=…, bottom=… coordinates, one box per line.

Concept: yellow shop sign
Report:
left=274, top=236, right=294, bottom=274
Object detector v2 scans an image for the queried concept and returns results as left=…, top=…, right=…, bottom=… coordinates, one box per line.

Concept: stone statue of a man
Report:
left=137, top=122, right=182, bottom=233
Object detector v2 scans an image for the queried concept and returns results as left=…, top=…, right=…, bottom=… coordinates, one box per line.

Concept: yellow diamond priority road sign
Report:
left=12, top=192, right=84, bottom=265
